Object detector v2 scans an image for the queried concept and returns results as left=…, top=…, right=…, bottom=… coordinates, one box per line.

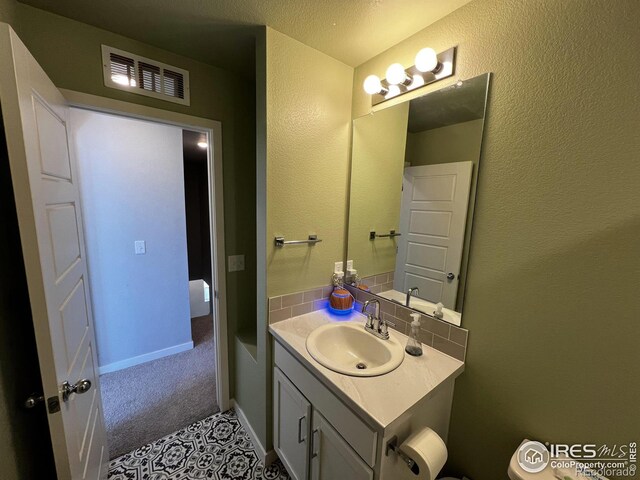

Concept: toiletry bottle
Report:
left=405, top=313, right=423, bottom=356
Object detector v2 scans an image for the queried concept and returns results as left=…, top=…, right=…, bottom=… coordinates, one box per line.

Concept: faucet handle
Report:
left=381, top=316, right=395, bottom=327
left=378, top=316, right=395, bottom=338
left=364, top=312, right=375, bottom=329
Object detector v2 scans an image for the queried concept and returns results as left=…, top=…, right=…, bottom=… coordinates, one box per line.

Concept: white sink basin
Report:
left=305, top=322, right=404, bottom=377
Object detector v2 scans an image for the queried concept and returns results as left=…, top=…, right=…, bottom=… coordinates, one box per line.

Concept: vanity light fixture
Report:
left=362, top=46, right=456, bottom=106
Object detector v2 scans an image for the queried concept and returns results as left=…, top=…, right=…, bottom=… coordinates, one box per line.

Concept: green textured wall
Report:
left=353, top=1, right=640, bottom=478
left=348, top=102, right=408, bottom=279
left=234, top=26, right=269, bottom=451
left=0, top=0, right=16, bottom=24
left=405, top=119, right=483, bottom=167
left=14, top=4, right=259, bottom=400
left=266, top=28, right=353, bottom=297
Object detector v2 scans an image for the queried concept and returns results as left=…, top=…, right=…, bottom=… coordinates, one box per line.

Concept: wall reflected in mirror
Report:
left=346, top=73, right=491, bottom=326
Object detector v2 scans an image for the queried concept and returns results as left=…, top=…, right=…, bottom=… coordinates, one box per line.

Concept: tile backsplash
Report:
left=268, top=282, right=469, bottom=362
left=268, top=285, right=333, bottom=323
left=358, top=271, right=395, bottom=294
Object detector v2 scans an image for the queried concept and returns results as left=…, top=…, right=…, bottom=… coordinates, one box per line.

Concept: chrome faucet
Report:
left=362, top=298, right=395, bottom=340
left=406, top=287, right=419, bottom=307
left=362, top=299, right=380, bottom=330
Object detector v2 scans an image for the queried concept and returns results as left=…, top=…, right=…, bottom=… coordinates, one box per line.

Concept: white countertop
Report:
left=269, top=309, right=465, bottom=429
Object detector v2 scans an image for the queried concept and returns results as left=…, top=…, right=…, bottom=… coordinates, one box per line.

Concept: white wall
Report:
left=71, top=109, right=192, bottom=373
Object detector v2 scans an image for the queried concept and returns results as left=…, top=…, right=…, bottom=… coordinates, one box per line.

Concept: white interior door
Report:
left=394, top=162, right=473, bottom=308
left=0, top=24, right=108, bottom=479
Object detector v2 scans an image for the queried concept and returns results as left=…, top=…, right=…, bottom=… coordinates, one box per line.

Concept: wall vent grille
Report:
left=102, top=45, right=190, bottom=105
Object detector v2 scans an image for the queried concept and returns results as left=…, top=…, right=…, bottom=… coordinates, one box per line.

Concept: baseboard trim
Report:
left=98, top=341, right=194, bottom=375
left=231, top=399, right=278, bottom=465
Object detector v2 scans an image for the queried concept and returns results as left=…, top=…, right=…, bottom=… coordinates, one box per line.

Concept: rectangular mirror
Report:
left=346, top=73, right=491, bottom=326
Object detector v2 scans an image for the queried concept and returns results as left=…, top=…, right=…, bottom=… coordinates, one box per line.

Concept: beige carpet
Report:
left=100, top=315, right=219, bottom=459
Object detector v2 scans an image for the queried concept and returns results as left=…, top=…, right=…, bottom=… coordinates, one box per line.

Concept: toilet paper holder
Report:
left=386, top=436, right=421, bottom=475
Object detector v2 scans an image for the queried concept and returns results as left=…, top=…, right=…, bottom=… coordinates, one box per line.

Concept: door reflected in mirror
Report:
left=347, top=73, right=491, bottom=325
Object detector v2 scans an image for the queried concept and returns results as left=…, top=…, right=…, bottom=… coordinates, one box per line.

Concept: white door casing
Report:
left=60, top=89, right=231, bottom=412
left=0, top=24, right=108, bottom=479
left=394, top=162, right=473, bottom=309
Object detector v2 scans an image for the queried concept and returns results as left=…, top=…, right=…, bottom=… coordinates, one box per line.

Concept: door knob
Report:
left=61, top=379, right=92, bottom=402
left=446, top=272, right=455, bottom=281
left=24, top=393, right=44, bottom=409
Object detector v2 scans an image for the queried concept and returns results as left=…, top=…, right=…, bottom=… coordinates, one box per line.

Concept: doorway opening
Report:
left=69, top=108, right=225, bottom=459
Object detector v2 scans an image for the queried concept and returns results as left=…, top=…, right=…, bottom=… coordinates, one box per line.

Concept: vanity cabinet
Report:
left=274, top=364, right=373, bottom=480
left=271, top=323, right=460, bottom=480
left=274, top=340, right=378, bottom=480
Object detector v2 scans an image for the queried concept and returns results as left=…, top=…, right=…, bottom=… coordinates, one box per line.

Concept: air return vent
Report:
left=101, top=45, right=190, bottom=105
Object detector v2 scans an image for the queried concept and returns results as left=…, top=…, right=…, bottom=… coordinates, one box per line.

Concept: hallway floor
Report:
left=108, top=409, right=290, bottom=479
left=101, top=315, right=219, bottom=458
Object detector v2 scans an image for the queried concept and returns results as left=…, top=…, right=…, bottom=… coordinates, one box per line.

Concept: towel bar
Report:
left=370, top=230, right=401, bottom=240
left=275, top=235, right=322, bottom=247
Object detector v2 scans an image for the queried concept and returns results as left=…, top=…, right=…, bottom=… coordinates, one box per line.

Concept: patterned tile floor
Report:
left=108, top=409, right=290, bottom=480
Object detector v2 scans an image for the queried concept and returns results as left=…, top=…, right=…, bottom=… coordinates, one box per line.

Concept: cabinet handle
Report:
left=297, top=415, right=306, bottom=443
left=311, top=427, right=320, bottom=458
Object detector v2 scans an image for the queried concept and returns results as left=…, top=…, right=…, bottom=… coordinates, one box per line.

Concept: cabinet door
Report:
left=310, top=411, right=374, bottom=480
left=274, top=367, right=311, bottom=480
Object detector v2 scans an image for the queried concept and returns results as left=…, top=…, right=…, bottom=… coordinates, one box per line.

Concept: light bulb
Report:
left=415, top=48, right=439, bottom=72
left=197, top=140, right=208, bottom=149
left=363, top=75, right=383, bottom=94
left=385, top=85, right=401, bottom=99
left=408, top=74, right=425, bottom=90
left=386, top=63, right=408, bottom=85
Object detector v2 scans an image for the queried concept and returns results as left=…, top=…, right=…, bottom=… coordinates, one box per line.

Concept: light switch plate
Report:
left=134, top=240, right=146, bottom=255
left=346, top=260, right=353, bottom=271
left=228, top=254, right=245, bottom=272
left=334, top=261, right=343, bottom=274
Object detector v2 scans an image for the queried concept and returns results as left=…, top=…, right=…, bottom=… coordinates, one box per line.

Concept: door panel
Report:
left=310, top=411, right=373, bottom=480
left=274, top=367, right=311, bottom=480
left=47, top=203, right=82, bottom=279
left=411, top=174, right=456, bottom=201
left=409, top=210, right=452, bottom=237
left=406, top=242, right=447, bottom=270
left=395, top=162, right=472, bottom=308
left=60, top=279, right=89, bottom=367
left=0, top=24, right=108, bottom=479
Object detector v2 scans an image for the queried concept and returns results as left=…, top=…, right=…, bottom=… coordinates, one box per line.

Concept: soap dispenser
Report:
left=405, top=313, right=423, bottom=356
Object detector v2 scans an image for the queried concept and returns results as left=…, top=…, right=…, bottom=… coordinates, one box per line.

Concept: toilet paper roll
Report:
left=398, top=428, right=448, bottom=480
